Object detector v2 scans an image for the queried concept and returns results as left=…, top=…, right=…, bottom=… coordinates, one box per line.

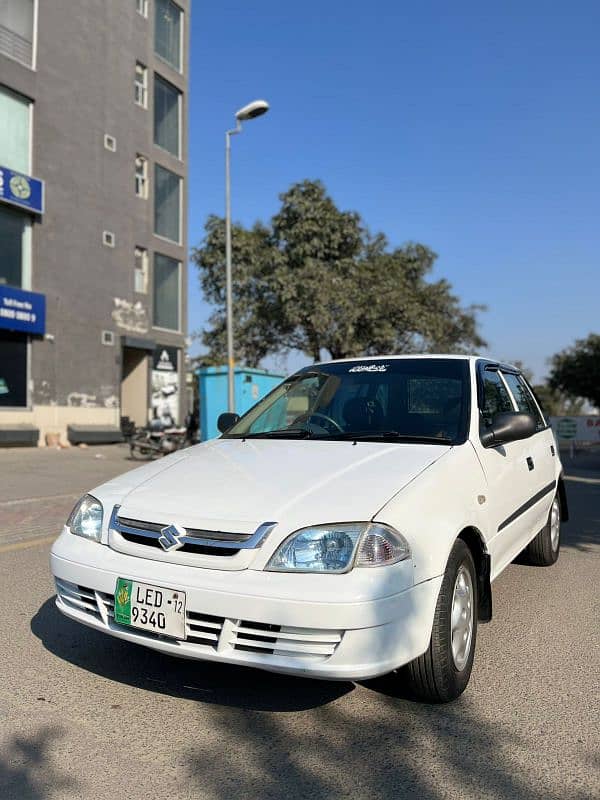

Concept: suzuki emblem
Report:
left=158, top=523, right=187, bottom=552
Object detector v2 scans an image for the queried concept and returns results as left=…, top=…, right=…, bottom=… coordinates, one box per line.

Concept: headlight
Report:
left=67, top=494, right=103, bottom=542
left=266, top=522, right=410, bottom=573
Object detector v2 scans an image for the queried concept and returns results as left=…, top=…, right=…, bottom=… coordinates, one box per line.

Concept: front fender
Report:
left=374, top=443, right=491, bottom=585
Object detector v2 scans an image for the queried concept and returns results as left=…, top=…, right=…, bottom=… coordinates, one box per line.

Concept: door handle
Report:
left=526, top=457, right=534, bottom=471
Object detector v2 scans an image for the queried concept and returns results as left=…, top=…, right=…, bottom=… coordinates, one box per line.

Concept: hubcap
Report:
left=550, top=497, right=560, bottom=551
left=451, top=564, right=474, bottom=671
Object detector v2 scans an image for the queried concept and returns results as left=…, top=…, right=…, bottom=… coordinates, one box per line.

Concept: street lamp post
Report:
left=225, top=99, right=270, bottom=412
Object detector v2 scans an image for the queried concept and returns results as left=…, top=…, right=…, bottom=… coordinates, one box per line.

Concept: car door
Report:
left=472, top=363, right=545, bottom=578
left=500, top=370, right=557, bottom=539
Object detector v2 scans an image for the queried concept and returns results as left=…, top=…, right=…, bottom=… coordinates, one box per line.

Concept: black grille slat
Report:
left=119, top=530, right=240, bottom=556
left=233, top=621, right=281, bottom=654
left=117, top=517, right=251, bottom=542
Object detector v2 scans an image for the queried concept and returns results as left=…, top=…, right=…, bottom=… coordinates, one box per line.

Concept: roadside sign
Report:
left=550, top=416, right=600, bottom=443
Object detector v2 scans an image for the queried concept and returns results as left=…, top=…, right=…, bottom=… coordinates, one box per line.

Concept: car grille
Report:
left=231, top=621, right=343, bottom=658
left=107, top=506, right=277, bottom=565
left=116, top=515, right=250, bottom=556
left=55, top=578, right=103, bottom=620
left=118, top=528, right=240, bottom=557
left=55, top=578, right=343, bottom=664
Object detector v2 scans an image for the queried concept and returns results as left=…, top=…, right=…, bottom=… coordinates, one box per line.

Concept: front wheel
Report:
left=404, top=539, right=478, bottom=702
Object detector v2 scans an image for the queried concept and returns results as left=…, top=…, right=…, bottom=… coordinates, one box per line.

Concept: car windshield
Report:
left=224, top=358, right=470, bottom=444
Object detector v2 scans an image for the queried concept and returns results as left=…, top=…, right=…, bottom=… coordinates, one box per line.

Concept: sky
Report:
left=187, top=0, right=599, bottom=381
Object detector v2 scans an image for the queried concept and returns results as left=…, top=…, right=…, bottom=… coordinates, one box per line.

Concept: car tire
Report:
left=404, top=539, right=478, bottom=703
left=523, top=494, right=561, bottom=566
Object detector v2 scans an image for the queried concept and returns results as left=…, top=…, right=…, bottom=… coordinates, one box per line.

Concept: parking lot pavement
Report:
left=0, top=445, right=140, bottom=547
left=0, top=448, right=598, bottom=800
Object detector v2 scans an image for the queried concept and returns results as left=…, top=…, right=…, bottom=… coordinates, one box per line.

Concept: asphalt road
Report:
left=0, top=446, right=598, bottom=800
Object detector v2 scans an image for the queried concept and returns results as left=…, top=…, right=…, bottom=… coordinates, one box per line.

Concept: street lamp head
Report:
left=235, top=99, right=270, bottom=122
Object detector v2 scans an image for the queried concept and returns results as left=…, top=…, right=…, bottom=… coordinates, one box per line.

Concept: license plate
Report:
left=114, top=578, right=186, bottom=640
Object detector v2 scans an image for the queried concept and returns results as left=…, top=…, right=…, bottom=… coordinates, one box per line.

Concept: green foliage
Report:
left=532, top=385, right=585, bottom=417
left=192, top=180, right=487, bottom=366
left=548, top=333, right=600, bottom=410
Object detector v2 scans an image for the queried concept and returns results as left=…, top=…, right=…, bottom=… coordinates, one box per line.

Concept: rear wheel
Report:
left=523, top=494, right=560, bottom=566
left=404, top=539, right=478, bottom=703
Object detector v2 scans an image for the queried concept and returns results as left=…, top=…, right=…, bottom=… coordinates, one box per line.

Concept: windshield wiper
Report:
left=332, top=431, right=453, bottom=445
left=240, top=428, right=313, bottom=439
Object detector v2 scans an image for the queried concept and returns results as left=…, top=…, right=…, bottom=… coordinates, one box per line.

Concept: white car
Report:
left=50, top=356, right=567, bottom=702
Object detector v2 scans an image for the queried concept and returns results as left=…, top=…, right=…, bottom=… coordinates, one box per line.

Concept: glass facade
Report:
left=0, top=206, right=26, bottom=287
left=0, top=331, right=27, bottom=407
left=153, top=253, right=180, bottom=330
left=0, top=86, right=31, bottom=173
left=154, top=164, right=181, bottom=242
left=154, top=75, right=180, bottom=157
left=155, top=0, right=182, bottom=71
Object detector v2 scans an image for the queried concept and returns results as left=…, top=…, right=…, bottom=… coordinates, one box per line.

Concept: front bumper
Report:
left=50, top=530, right=442, bottom=681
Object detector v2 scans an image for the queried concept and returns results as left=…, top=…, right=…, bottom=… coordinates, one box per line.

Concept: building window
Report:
left=104, top=134, right=117, bottom=152
left=103, top=230, right=116, bottom=247
left=134, top=62, right=148, bottom=107
left=134, top=246, right=148, bottom=293
left=154, top=164, right=181, bottom=242
left=153, top=253, right=180, bottom=330
left=0, top=331, right=27, bottom=407
left=0, top=206, right=28, bottom=288
left=0, top=0, right=35, bottom=68
left=136, top=0, right=148, bottom=17
left=155, top=0, right=182, bottom=72
left=135, top=155, right=149, bottom=198
left=0, top=87, right=31, bottom=174
left=154, top=75, right=181, bottom=158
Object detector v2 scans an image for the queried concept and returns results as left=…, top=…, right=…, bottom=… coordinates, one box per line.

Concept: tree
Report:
left=192, top=180, right=486, bottom=366
left=531, top=385, right=584, bottom=417
left=548, top=334, right=600, bottom=410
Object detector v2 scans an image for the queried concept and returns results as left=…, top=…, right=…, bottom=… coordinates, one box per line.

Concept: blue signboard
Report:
left=0, top=285, right=46, bottom=335
left=0, top=165, right=44, bottom=215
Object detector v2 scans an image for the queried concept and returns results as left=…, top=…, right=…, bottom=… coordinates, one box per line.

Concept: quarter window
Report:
left=480, top=369, right=514, bottom=428
left=154, top=164, right=181, bottom=242
left=154, top=75, right=181, bottom=157
left=502, top=372, right=545, bottom=431
left=155, top=0, right=182, bottom=71
left=134, top=62, right=148, bottom=108
left=135, top=155, right=149, bottom=198
left=153, top=253, right=180, bottom=330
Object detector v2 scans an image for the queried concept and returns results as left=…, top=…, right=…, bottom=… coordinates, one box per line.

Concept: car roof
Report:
left=313, top=354, right=520, bottom=371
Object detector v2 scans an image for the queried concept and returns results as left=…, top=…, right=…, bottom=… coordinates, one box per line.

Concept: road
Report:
left=0, top=445, right=598, bottom=800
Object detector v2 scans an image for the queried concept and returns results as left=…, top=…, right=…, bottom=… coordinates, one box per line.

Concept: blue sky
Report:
left=187, top=0, right=599, bottom=381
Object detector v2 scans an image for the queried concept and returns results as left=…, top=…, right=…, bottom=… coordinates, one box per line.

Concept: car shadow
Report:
left=30, top=598, right=353, bottom=712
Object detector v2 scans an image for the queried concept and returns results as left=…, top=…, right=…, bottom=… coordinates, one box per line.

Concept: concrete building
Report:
left=0, top=0, right=189, bottom=445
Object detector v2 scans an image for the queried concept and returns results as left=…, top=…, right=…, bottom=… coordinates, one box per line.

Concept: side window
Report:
left=502, top=373, right=545, bottom=431
left=480, top=370, right=514, bottom=428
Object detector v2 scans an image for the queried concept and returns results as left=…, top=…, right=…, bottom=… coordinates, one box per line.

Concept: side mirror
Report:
left=217, top=412, right=240, bottom=434
left=480, top=412, right=536, bottom=448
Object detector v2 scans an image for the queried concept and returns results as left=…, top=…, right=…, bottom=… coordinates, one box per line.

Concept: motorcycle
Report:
left=127, top=418, right=189, bottom=459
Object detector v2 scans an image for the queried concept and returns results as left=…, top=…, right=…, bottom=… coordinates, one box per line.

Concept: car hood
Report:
left=113, top=438, right=451, bottom=533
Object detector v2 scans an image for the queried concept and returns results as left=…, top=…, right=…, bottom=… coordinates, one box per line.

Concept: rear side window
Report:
left=502, top=373, right=546, bottom=431
left=480, top=370, right=514, bottom=427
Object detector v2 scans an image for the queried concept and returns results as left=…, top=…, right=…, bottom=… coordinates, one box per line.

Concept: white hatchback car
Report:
left=51, top=356, right=567, bottom=702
